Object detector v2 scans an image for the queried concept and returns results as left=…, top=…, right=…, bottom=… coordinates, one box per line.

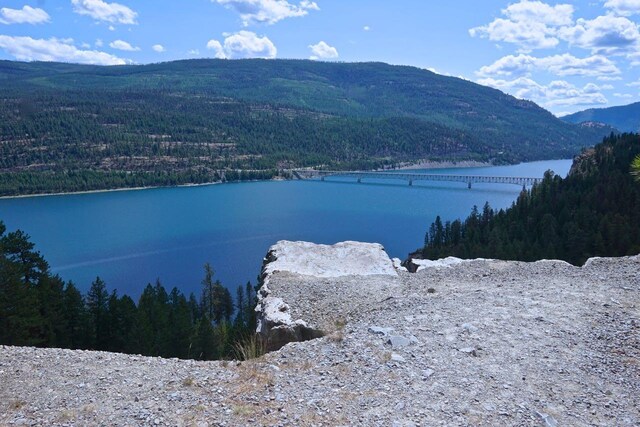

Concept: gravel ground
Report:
left=1, top=253, right=638, bottom=426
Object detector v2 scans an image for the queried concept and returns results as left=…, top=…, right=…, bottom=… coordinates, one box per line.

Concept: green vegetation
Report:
left=419, top=133, right=640, bottom=265
left=632, top=154, right=640, bottom=181
left=0, top=59, right=612, bottom=196
left=562, top=102, right=640, bottom=133
left=0, top=224, right=258, bottom=360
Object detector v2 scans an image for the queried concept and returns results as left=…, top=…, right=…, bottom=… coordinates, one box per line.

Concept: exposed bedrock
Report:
left=256, top=241, right=400, bottom=351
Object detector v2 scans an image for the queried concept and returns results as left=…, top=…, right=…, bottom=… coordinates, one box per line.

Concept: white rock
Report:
left=263, top=241, right=398, bottom=278
left=387, top=336, right=411, bottom=348
left=411, top=257, right=468, bottom=269
left=392, top=258, right=408, bottom=272
left=390, top=353, right=406, bottom=363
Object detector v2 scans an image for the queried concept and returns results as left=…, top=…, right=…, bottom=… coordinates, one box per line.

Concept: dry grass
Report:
left=232, top=404, right=255, bottom=417
left=57, top=410, right=76, bottom=422
left=378, top=351, right=392, bottom=363
left=233, top=334, right=266, bottom=361
left=182, top=376, right=195, bottom=387
left=327, top=317, right=347, bottom=343
left=8, top=400, right=25, bottom=410
left=232, top=362, right=275, bottom=395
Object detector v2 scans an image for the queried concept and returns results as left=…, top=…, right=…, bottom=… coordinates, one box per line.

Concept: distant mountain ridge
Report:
left=0, top=59, right=613, bottom=196
left=562, top=102, right=640, bottom=133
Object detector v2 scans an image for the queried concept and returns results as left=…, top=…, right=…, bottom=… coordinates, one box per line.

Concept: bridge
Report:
left=292, top=169, right=541, bottom=190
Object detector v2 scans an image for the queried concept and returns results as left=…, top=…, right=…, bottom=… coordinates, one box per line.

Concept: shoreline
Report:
left=0, top=158, right=565, bottom=200
left=0, top=181, right=225, bottom=200
left=392, top=159, right=492, bottom=170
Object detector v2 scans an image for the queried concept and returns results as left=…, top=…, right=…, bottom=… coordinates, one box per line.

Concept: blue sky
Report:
left=1, top=0, right=640, bottom=115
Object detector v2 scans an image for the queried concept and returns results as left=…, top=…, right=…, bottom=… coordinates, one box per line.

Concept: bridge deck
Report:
left=292, top=170, right=541, bottom=188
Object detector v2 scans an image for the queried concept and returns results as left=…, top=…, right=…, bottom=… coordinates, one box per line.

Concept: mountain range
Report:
left=562, top=102, right=640, bottom=133
left=0, top=59, right=613, bottom=195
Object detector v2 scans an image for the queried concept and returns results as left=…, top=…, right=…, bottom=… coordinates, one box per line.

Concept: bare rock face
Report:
left=256, top=241, right=399, bottom=351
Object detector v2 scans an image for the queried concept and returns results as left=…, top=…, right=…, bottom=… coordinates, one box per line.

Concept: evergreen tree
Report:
left=167, top=287, right=193, bottom=359
left=193, top=318, right=217, bottom=360
left=36, top=274, right=67, bottom=347
left=420, top=133, right=640, bottom=265
left=234, top=286, right=245, bottom=328
left=86, top=277, right=109, bottom=350
left=0, top=223, right=44, bottom=346
left=63, top=282, right=91, bottom=349
left=200, top=263, right=216, bottom=320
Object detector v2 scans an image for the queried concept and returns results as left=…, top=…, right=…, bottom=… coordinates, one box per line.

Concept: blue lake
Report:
left=0, top=159, right=571, bottom=298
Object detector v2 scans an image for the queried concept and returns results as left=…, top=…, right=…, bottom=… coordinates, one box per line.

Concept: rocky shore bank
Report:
left=1, top=242, right=638, bottom=426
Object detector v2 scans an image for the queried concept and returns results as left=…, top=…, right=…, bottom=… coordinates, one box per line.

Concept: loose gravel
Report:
left=1, top=254, right=638, bottom=426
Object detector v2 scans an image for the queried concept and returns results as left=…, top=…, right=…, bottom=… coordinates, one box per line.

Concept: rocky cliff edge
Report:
left=1, top=241, right=639, bottom=426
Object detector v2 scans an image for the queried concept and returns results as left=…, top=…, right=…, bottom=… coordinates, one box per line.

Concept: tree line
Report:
left=419, top=133, right=640, bottom=265
left=0, top=223, right=257, bottom=360
left=1, top=56, right=614, bottom=197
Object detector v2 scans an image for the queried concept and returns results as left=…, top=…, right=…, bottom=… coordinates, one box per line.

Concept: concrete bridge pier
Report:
left=357, top=178, right=361, bottom=183
left=468, top=182, right=472, bottom=189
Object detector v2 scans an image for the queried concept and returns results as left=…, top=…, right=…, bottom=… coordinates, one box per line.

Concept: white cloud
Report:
left=0, top=35, right=126, bottom=65
left=558, top=14, right=640, bottom=54
left=363, top=25, right=370, bottom=31
left=627, top=51, right=640, bottom=65
left=71, top=0, right=137, bottom=25
left=152, top=44, right=165, bottom=53
left=478, top=53, right=621, bottom=78
left=188, top=49, right=200, bottom=56
left=308, top=41, right=338, bottom=60
left=470, top=18, right=560, bottom=51
left=206, top=40, right=226, bottom=58
left=214, top=0, right=318, bottom=26
left=538, top=54, right=621, bottom=77
left=604, top=0, right=640, bottom=16
left=207, top=31, right=277, bottom=59
left=109, top=39, right=139, bottom=51
left=478, top=54, right=537, bottom=76
left=583, top=82, right=613, bottom=93
left=627, top=79, right=640, bottom=86
left=95, top=38, right=103, bottom=47
left=597, top=75, right=623, bottom=81
left=469, top=0, right=574, bottom=52
left=614, top=92, right=634, bottom=98
left=478, top=76, right=608, bottom=109
left=0, top=6, right=50, bottom=25
left=503, top=0, right=574, bottom=26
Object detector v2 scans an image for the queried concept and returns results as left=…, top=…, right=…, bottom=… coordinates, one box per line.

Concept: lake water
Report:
left=0, top=159, right=571, bottom=298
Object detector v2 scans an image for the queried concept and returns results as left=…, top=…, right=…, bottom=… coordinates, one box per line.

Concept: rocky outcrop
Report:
left=1, top=244, right=639, bottom=426
left=256, top=241, right=399, bottom=351
left=405, top=256, right=472, bottom=272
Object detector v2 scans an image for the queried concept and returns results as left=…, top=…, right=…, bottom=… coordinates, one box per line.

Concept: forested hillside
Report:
left=0, top=59, right=612, bottom=196
left=0, top=223, right=257, bottom=360
left=562, top=102, right=640, bottom=133
left=417, top=133, right=640, bottom=265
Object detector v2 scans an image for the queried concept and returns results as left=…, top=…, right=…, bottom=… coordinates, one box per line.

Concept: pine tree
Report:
left=200, top=263, right=216, bottom=320
left=86, top=277, right=109, bottom=350
left=63, top=282, right=90, bottom=349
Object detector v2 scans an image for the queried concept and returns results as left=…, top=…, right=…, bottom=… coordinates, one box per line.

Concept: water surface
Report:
left=0, top=159, right=571, bottom=298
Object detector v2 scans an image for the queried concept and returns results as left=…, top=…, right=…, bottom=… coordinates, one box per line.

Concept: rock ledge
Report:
left=256, top=240, right=399, bottom=351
